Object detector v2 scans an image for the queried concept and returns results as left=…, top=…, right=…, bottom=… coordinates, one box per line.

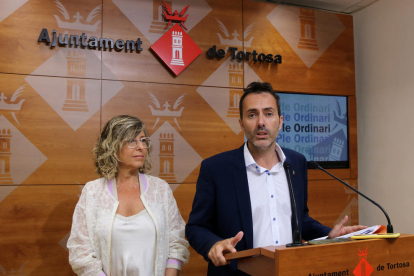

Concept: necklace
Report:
left=117, top=182, right=139, bottom=192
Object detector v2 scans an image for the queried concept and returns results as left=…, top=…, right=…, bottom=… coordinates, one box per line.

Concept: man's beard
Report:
left=249, top=126, right=274, bottom=149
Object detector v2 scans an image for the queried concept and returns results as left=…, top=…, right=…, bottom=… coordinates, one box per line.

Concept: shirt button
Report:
left=268, top=173, right=270, bottom=175
left=256, top=166, right=258, bottom=169
left=271, top=195, right=274, bottom=198
left=276, top=241, right=279, bottom=244
left=273, top=218, right=276, bottom=221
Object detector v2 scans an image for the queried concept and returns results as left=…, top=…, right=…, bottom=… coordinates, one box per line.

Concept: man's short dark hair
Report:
left=239, top=82, right=281, bottom=119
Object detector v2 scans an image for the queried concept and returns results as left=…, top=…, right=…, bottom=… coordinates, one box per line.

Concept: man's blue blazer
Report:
left=185, top=145, right=331, bottom=275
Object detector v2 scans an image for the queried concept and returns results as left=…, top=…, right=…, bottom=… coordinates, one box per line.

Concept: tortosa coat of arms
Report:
left=151, top=2, right=202, bottom=76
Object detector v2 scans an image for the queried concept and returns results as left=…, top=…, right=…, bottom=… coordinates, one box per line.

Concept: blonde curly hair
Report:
left=93, top=115, right=152, bottom=179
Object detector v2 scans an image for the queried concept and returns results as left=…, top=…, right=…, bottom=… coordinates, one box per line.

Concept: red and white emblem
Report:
left=353, top=248, right=374, bottom=276
left=151, top=24, right=202, bottom=76
left=162, top=1, right=189, bottom=30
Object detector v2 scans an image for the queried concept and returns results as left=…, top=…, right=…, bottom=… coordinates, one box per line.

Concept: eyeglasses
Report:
left=126, top=137, right=151, bottom=149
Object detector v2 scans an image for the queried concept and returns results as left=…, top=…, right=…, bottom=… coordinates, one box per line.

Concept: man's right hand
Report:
left=208, top=231, right=244, bottom=266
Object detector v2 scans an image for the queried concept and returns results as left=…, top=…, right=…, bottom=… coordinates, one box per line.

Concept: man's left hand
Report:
left=328, top=215, right=367, bottom=239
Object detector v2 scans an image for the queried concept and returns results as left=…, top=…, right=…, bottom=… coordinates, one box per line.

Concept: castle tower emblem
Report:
left=328, top=137, right=344, bottom=161
left=227, top=63, right=243, bottom=118
left=298, top=8, right=319, bottom=50
left=0, top=89, right=25, bottom=111
left=149, top=0, right=173, bottom=34
left=162, top=1, right=190, bottom=30
left=151, top=23, right=202, bottom=76
left=0, top=129, right=13, bottom=184
left=159, top=133, right=176, bottom=182
left=353, top=248, right=374, bottom=276
left=216, top=18, right=254, bottom=47
left=54, top=0, right=101, bottom=32
left=0, top=84, right=26, bottom=125
left=0, top=261, right=28, bottom=276
left=170, top=31, right=185, bottom=66
left=147, top=92, right=185, bottom=129
left=62, top=50, right=89, bottom=112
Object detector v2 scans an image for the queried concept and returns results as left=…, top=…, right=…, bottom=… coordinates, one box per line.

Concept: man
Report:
left=185, top=82, right=365, bottom=275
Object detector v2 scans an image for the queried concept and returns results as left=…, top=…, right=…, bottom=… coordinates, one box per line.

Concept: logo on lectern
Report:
left=353, top=248, right=374, bottom=276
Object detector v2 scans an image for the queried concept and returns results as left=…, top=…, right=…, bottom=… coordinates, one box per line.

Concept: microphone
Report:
left=308, top=161, right=394, bottom=234
left=284, top=162, right=307, bottom=247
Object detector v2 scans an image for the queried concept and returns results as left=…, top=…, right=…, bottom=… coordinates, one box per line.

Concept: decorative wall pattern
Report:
left=0, top=0, right=356, bottom=275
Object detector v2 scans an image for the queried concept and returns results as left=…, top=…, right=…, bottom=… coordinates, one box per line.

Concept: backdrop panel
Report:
left=0, top=73, right=100, bottom=186
left=0, top=0, right=103, bottom=78
left=101, top=0, right=243, bottom=85
left=101, top=80, right=244, bottom=184
left=0, top=185, right=80, bottom=276
left=243, top=1, right=355, bottom=95
left=308, top=179, right=360, bottom=228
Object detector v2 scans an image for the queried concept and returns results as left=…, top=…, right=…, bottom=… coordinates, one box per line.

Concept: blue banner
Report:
left=277, top=93, right=348, bottom=162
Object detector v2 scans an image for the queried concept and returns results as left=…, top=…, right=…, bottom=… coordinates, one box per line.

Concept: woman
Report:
left=68, top=115, right=189, bottom=276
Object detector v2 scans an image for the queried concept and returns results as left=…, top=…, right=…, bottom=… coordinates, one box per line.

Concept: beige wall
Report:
left=354, top=0, right=414, bottom=234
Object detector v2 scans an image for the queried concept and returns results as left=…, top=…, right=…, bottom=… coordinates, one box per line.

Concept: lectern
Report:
left=225, top=234, right=414, bottom=276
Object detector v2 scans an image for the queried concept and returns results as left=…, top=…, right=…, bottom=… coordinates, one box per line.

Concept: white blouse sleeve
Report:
left=67, top=184, right=106, bottom=276
left=166, top=185, right=190, bottom=269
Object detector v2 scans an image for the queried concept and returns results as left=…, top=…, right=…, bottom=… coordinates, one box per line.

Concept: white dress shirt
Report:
left=244, top=143, right=293, bottom=247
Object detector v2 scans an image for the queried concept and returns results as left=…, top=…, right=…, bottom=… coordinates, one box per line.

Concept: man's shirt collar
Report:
left=243, top=142, right=286, bottom=173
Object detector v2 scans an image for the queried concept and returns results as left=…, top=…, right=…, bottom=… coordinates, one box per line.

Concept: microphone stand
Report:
left=284, top=162, right=308, bottom=247
left=309, top=161, right=394, bottom=234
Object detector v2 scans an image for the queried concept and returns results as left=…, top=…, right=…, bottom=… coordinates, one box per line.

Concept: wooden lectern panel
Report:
left=275, top=235, right=414, bottom=275
left=227, top=234, right=414, bottom=276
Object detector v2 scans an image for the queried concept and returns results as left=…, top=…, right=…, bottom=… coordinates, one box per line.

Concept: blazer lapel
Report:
left=232, top=145, right=254, bottom=249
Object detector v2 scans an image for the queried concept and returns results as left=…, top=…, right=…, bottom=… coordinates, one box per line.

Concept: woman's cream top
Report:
left=110, top=179, right=156, bottom=276
left=110, top=209, right=156, bottom=276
